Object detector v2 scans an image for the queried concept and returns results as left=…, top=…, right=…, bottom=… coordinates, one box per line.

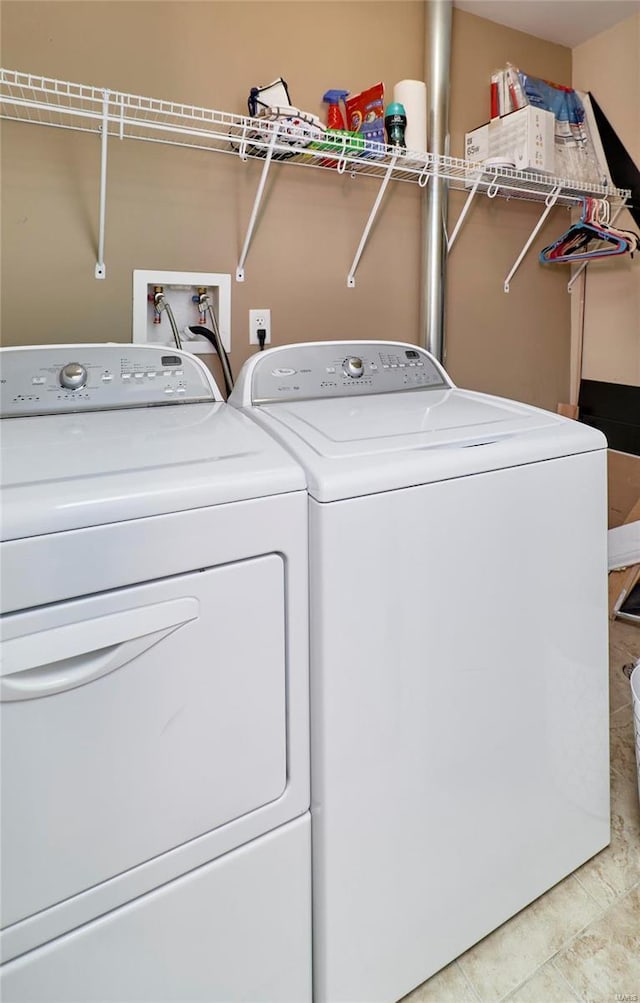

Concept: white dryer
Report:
left=0, top=345, right=311, bottom=1003
left=230, top=341, right=610, bottom=1003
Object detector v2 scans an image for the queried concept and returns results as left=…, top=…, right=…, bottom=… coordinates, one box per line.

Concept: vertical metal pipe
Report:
left=422, top=0, right=452, bottom=361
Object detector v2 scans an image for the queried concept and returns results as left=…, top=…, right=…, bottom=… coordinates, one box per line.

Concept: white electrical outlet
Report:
left=132, top=270, right=231, bottom=355
left=249, top=309, right=271, bottom=346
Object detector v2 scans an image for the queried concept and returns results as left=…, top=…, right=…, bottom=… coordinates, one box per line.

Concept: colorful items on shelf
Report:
left=486, top=64, right=609, bottom=185
left=245, top=76, right=430, bottom=164
left=318, top=89, right=356, bottom=167
left=490, top=65, right=527, bottom=119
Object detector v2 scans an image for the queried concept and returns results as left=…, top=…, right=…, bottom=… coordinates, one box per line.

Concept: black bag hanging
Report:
left=589, top=92, right=640, bottom=229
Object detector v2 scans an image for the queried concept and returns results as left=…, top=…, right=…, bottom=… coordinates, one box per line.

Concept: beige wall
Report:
left=446, top=10, right=572, bottom=406
left=1, top=1, right=572, bottom=408
left=572, top=13, right=640, bottom=389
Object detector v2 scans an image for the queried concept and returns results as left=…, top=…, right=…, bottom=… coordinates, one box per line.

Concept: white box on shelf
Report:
left=132, top=271, right=231, bottom=355
left=464, top=124, right=490, bottom=164
left=465, top=106, right=555, bottom=174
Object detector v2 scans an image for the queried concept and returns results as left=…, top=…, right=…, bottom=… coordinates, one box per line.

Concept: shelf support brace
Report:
left=447, top=172, right=482, bottom=252
left=95, top=89, right=110, bottom=279
left=236, top=125, right=279, bottom=282
left=504, top=185, right=561, bottom=293
left=567, top=253, right=589, bottom=295
left=347, top=154, right=399, bottom=288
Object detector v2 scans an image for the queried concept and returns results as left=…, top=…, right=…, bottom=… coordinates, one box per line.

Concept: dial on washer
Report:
left=59, top=363, right=88, bottom=390
left=344, top=356, right=364, bottom=379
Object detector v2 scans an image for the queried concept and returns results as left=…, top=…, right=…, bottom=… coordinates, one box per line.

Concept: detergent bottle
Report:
left=323, top=89, right=349, bottom=130
left=384, top=102, right=407, bottom=148
left=320, top=89, right=350, bottom=168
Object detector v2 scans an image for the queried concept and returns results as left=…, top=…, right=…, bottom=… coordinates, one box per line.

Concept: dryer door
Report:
left=1, top=555, right=287, bottom=927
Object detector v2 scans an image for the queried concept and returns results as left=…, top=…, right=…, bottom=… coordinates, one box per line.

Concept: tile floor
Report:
left=403, top=619, right=640, bottom=1003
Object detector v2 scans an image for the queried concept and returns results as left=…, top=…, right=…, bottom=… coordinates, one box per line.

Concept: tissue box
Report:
left=465, top=106, right=555, bottom=174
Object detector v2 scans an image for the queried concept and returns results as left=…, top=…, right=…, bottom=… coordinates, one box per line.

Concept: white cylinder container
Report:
left=393, top=79, right=427, bottom=154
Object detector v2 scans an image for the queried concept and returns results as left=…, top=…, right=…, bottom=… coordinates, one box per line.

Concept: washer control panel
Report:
left=0, top=345, right=221, bottom=417
left=250, top=343, right=450, bottom=404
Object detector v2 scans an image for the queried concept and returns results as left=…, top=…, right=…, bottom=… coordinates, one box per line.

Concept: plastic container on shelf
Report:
left=322, top=89, right=349, bottom=131
left=384, top=102, right=407, bottom=148
left=319, top=89, right=352, bottom=168
left=393, top=80, right=427, bottom=153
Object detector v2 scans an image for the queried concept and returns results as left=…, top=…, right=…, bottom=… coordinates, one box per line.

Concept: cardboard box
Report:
left=608, top=450, right=640, bottom=529
left=607, top=450, right=640, bottom=621
left=609, top=564, right=640, bottom=620
left=465, top=106, right=555, bottom=174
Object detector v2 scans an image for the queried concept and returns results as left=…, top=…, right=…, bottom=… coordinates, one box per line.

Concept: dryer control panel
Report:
left=0, top=344, right=222, bottom=417
left=245, top=342, right=451, bottom=405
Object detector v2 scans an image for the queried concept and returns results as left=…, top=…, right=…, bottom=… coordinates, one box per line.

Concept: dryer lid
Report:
left=1, top=342, right=306, bottom=540
left=1, top=404, right=305, bottom=540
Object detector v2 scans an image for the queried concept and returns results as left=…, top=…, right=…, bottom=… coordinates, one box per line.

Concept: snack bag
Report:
left=345, top=83, right=385, bottom=157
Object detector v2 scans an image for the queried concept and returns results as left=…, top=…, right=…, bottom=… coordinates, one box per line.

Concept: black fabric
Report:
left=620, top=581, right=640, bottom=616
left=579, top=380, right=640, bottom=456
left=588, top=93, right=640, bottom=229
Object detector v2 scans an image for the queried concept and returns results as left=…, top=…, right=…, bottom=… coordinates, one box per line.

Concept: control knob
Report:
left=59, top=363, right=87, bottom=390
left=344, top=356, right=364, bottom=379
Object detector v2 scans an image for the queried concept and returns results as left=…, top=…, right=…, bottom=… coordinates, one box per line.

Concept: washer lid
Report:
left=0, top=404, right=305, bottom=540
left=256, top=388, right=606, bottom=501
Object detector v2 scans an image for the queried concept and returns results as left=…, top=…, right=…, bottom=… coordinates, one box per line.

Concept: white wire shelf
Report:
left=1, top=68, right=631, bottom=285
left=1, top=68, right=630, bottom=202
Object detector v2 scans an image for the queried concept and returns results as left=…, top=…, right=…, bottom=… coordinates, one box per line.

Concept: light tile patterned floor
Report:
left=403, top=619, right=640, bottom=1003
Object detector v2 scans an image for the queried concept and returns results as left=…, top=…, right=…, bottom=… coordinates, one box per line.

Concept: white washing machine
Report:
left=0, top=344, right=311, bottom=1003
left=230, top=341, right=610, bottom=1003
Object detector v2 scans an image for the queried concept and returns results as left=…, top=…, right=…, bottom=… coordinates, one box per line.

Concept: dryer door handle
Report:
left=0, top=598, right=199, bottom=702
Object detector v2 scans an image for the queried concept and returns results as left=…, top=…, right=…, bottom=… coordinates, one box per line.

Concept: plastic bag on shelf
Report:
left=515, top=69, right=607, bottom=185
left=238, top=78, right=325, bottom=161
left=247, top=78, right=292, bottom=117
left=345, top=83, right=386, bottom=158
left=490, top=65, right=527, bottom=118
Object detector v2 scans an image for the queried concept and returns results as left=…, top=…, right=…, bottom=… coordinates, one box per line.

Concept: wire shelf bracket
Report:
left=347, top=153, right=399, bottom=288
left=447, top=170, right=483, bottom=252
left=235, top=124, right=279, bottom=283
left=504, top=185, right=562, bottom=293
left=95, top=89, right=110, bottom=279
